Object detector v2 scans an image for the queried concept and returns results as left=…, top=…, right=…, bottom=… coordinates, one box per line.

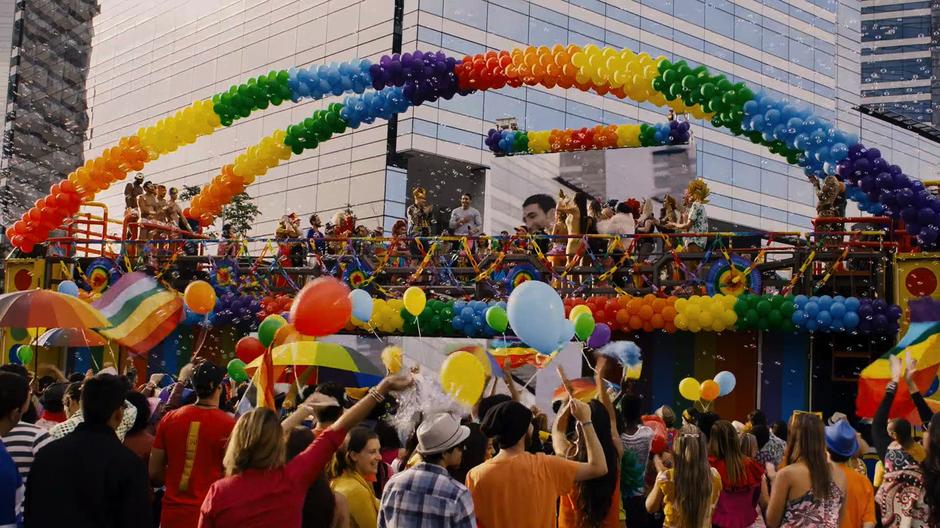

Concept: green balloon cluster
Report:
left=401, top=299, right=455, bottom=336
left=212, top=70, right=292, bottom=126
left=653, top=60, right=752, bottom=131
left=638, top=124, right=658, bottom=147
left=733, top=294, right=796, bottom=331
left=284, top=103, right=347, bottom=155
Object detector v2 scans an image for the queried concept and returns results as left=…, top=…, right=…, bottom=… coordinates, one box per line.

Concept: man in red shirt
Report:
left=150, top=363, right=235, bottom=528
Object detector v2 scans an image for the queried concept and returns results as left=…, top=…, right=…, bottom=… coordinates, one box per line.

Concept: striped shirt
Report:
left=0, top=423, right=52, bottom=484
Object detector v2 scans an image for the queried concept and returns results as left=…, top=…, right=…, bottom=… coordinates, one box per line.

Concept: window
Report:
left=526, top=88, right=564, bottom=110
left=566, top=114, right=601, bottom=129
left=788, top=177, right=814, bottom=205
left=861, top=58, right=932, bottom=83
left=421, top=0, right=443, bottom=16
left=483, top=91, right=524, bottom=123
left=761, top=171, right=788, bottom=199
left=641, top=17, right=674, bottom=40
left=525, top=102, right=565, bottom=130
left=674, top=0, right=705, bottom=25
left=438, top=125, right=482, bottom=149
left=705, top=42, right=732, bottom=62
left=862, top=85, right=932, bottom=97
left=567, top=100, right=603, bottom=121
left=413, top=119, right=437, bottom=137
left=675, top=32, right=704, bottom=51
left=790, top=41, right=813, bottom=68
left=862, top=2, right=930, bottom=14
left=702, top=152, right=732, bottom=184
left=733, top=162, right=761, bottom=192
left=705, top=8, right=734, bottom=38
left=440, top=89, right=483, bottom=119
left=733, top=198, right=760, bottom=215
left=862, top=16, right=931, bottom=41
left=571, top=0, right=606, bottom=15
left=569, top=19, right=605, bottom=41
left=487, top=5, right=528, bottom=42
left=443, top=0, right=486, bottom=30
left=531, top=5, right=567, bottom=27
left=710, top=193, right=733, bottom=209
left=606, top=31, right=638, bottom=50
left=643, top=0, right=673, bottom=15
left=763, top=29, right=788, bottom=60
left=734, top=52, right=762, bottom=72
left=528, top=19, right=567, bottom=47
left=417, top=27, right=442, bottom=46
left=442, top=33, right=485, bottom=56
left=606, top=4, right=640, bottom=26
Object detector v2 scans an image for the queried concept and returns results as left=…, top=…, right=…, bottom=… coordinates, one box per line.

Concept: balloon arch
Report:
left=9, top=44, right=940, bottom=253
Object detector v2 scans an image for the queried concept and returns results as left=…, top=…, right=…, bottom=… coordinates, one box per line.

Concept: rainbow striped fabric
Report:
left=93, top=272, right=183, bottom=355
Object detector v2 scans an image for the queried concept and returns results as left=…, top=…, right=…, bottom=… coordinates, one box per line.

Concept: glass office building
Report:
left=860, top=0, right=937, bottom=125
left=84, top=0, right=940, bottom=236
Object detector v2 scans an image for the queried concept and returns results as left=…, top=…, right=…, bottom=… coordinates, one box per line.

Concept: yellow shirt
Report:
left=331, top=470, right=379, bottom=528
left=656, top=467, right=722, bottom=528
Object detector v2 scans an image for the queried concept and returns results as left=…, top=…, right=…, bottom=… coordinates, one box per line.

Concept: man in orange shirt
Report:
left=466, top=400, right=608, bottom=528
left=149, top=363, right=235, bottom=528
left=826, top=419, right=875, bottom=528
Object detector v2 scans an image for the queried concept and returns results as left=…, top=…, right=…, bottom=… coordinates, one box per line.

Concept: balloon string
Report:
left=367, top=323, right=385, bottom=343
left=192, top=314, right=210, bottom=361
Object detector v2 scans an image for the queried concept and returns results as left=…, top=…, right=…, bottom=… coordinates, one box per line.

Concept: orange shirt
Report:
left=558, top=470, right=620, bottom=528
left=466, top=452, right=579, bottom=528
left=839, top=464, right=875, bottom=528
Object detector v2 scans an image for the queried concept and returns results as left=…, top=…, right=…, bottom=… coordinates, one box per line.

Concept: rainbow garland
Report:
left=10, top=46, right=940, bottom=253
left=485, top=120, right=690, bottom=156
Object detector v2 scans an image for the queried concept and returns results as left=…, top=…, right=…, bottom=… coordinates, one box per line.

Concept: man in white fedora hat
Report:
left=378, top=413, right=476, bottom=528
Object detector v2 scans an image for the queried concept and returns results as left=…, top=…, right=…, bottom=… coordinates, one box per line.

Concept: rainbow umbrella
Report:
left=37, top=327, right=108, bottom=347
left=245, top=341, right=384, bottom=376
left=0, top=289, right=110, bottom=329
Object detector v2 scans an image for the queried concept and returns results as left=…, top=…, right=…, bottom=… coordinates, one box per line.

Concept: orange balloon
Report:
left=639, top=304, right=654, bottom=320
left=701, top=380, right=721, bottom=401
left=662, top=306, right=677, bottom=322
left=629, top=316, right=643, bottom=330
left=184, top=280, right=216, bottom=315
left=651, top=314, right=665, bottom=328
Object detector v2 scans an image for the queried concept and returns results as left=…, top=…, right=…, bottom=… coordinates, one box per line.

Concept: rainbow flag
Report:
left=857, top=299, right=940, bottom=424
left=254, top=347, right=276, bottom=410
left=93, top=272, right=183, bottom=355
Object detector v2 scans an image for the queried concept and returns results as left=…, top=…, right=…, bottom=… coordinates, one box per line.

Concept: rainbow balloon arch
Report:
left=8, top=45, right=938, bottom=265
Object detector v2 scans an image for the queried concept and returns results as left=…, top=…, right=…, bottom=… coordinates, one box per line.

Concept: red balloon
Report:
left=235, top=336, right=266, bottom=363
left=290, top=277, right=351, bottom=337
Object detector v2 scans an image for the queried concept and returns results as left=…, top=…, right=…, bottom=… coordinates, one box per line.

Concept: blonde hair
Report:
left=223, top=408, right=285, bottom=476
left=686, top=179, right=711, bottom=204
left=672, top=425, right=713, bottom=528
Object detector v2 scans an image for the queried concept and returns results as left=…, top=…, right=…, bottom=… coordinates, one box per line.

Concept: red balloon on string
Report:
left=235, top=336, right=266, bottom=363
left=290, top=277, right=351, bottom=337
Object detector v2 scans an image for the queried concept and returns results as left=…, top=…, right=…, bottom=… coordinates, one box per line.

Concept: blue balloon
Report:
left=57, top=280, right=80, bottom=297
left=805, top=301, right=819, bottom=317
left=792, top=310, right=806, bottom=324
left=830, top=302, right=846, bottom=320
left=817, top=311, right=833, bottom=326
left=349, top=288, right=373, bottom=322
left=818, top=295, right=833, bottom=311
left=556, top=319, right=576, bottom=349
left=507, top=281, right=565, bottom=354
left=461, top=307, right=475, bottom=319
left=806, top=319, right=818, bottom=332
left=843, top=311, right=860, bottom=329
left=844, top=297, right=860, bottom=313
left=451, top=316, right=464, bottom=330
left=794, top=295, right=808, bottom=308
left=714, top=371, right=736, bottom=396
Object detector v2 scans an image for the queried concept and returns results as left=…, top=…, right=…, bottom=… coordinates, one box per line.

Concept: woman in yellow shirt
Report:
left=329, top=427, right=382, bottom=528
left=646, top=424, right=723, bottom=528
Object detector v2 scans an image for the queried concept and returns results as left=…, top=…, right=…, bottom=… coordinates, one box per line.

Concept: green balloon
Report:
left=770, top=295, right=784, bottom=308
left=258, top=315, right=286, bottom=347
left=16, top=345, right=33, bottom=366
left=485, top=306, right=509, bottom=333
left=756, top=300, right=772, bottom=316
left=574, top=313, right=596, bottom=342
left=768, top=311, right=783, bottom=329
left=227, top=359, right=248, bottom=383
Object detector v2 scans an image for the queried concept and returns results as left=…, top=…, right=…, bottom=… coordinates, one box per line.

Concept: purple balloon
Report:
left=866, top=148, right=881, bottom=161
left=587, top=323, right=612, bottom=348
left=848, top=144, right=867, bottom=160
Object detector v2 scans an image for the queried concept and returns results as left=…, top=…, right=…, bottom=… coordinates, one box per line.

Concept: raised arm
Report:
left=569, top=398, right=608, bottom=481
left=903, top=355, right=934, bottom=425
left=873, top=355, right=901, bottom=458
left=552, top=400, right=573, bottom=457
left=765, top=467, right=791, bottom=528
left=594, top=356, right=623, bottom=458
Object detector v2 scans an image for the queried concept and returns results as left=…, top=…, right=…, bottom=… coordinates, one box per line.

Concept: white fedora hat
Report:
left=417, top=413, right=471, bottom=455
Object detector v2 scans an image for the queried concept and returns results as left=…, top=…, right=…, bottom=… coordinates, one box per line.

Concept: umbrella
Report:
left=0, top=290, right=110, bottom=329
left=37, top=328, right=108, bottom=348
left=245, top=342, right=384, bottom=376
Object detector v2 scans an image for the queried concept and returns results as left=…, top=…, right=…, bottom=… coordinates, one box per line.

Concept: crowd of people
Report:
left=0, top=349, right=935, bottom=527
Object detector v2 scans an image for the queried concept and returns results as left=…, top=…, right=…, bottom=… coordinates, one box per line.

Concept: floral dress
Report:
left=876, top=452, right=930, bottom=528
left=684, top=202, right=708, bottom=249
left=780, top=481, right=843, bottom=528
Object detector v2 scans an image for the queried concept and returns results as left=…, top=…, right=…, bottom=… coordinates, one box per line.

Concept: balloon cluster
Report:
left=674, top=294, right=738, bottom=332
left=210, top=291, right=261, bottom=329
left=792, top=295, right=861, bottom=333
left=350, top=298, right=405, bottom=334
left=212, top=71, right=292, bottom=126
left=856, top=298, right=902, bottom=336
left=679, top=371, right=736, bottom=402
left=451, top=300, right=502, bottom=338
left=741, top=91, right=857, bottom=175
left=653, top=59, right=749, bottom=122
left=839, top=145, right=940, bottom=250
left=284, top=104, right=348, bottom=155
left=287, top=59, right=373, bottom=101
left=734, top=294, right=796, bottom=332
left=403, top=299, right=457, bottom=336
left=487, top=122, right=689, bottom=156
left=8, top=179, right=84, bottom=253
left=339, top=87, right=411, bottom=129
left=613, top=295, right=680, bottom=333
left=258, top=294, right=294, bottom=320
left=369, top=51, right=463, bottom=105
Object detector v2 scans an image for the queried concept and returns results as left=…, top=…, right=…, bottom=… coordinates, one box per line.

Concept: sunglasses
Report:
left=792, top=411, right=823, bottom=419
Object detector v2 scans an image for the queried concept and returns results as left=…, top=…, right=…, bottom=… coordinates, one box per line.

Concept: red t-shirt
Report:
left=154, top=405, right=236, bottom=528
left=197, top=427, right=346, bottom=528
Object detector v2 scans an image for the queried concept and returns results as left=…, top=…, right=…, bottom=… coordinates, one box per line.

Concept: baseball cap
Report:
left=192, top=362, right=226, bottom=392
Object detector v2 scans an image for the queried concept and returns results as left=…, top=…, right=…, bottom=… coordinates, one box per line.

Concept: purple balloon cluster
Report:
left=838, top=144, right=940, bottom=250
left=661, top=120, right=690, bottom=144
left=210, top=291, right=262, bottom=329
left=856, top=298, right=902, bottom=336
left=369, top=51, right=466, bottom=106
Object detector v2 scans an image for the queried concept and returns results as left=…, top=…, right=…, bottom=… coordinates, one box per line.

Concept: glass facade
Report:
left=80, top=1, right=940, bottom=236
left=860, top=0, right=938, bottom=125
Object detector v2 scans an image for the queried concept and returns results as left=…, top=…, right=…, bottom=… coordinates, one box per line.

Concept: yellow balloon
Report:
left=569, top=304, right=592, bottom=322
left=402, top=286, right=426, bottom=317
left=679, top=377, right=701, bottom=401
left=440, top=351, right=486, bottom=407
left=381, top=345, right=403, bottom=374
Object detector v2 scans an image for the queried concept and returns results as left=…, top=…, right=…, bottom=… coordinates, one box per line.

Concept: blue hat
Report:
left=825, top=419, right=859, bottom=458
